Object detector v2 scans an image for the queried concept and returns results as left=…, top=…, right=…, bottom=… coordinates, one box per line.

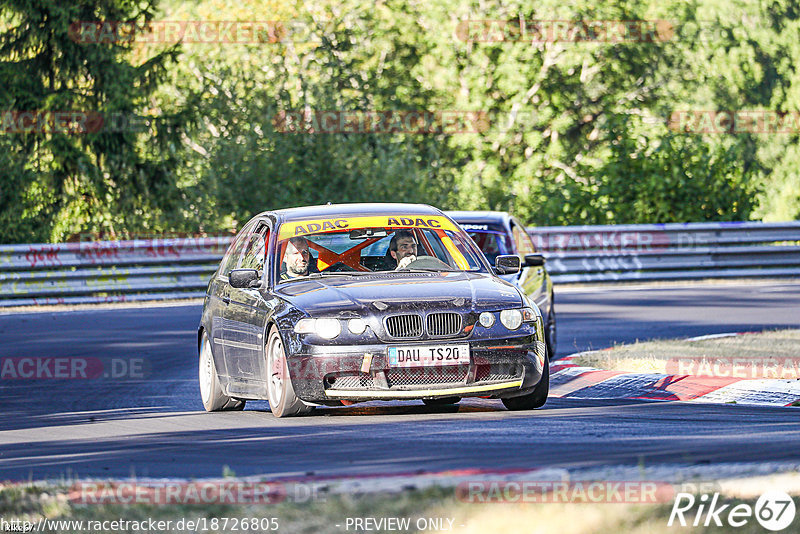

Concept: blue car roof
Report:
left=446, top=210, right=513, bottom=226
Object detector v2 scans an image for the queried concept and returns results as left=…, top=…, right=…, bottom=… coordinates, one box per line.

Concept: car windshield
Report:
left=459, top=223, right=513, bottom=264
left=275, top=215, right=485, bottom=281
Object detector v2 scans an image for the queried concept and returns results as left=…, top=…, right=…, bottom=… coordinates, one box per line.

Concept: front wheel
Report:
left=501, top=352, right=549, bottom=411
left=544, top=299, right=556, bottom=358
left=199, top=331, right=245, bottom=412
left=266, top=326, right=314, bottom=418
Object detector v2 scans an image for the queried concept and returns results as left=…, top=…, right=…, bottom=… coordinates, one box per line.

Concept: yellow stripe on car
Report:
left=440, top=235, right=470, bottom=270
left=278, top=215, right=461, bottom=240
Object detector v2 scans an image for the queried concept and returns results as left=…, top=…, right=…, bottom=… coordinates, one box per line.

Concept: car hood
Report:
left=274, top=271, right=523, bottom=316
left=497, top=273, right=519, bottom=285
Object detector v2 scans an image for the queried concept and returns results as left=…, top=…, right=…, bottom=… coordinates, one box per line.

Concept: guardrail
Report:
left=0, top=222, right=798, bottom=306
left=0, top=237, right=231, bottom=307
left=530, top=221, right=800, bottom=283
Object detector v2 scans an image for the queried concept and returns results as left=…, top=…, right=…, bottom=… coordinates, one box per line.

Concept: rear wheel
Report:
left=501, top=352, right=549, bottom=411
left=199, top=331, right=245, bottom=412
left=422, top=397, right=460, bottom=406
left=266, top=326, right=314, bottom=418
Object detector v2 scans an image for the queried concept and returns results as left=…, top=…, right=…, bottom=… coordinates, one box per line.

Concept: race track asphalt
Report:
left=1, top=281, right=799, bottom=481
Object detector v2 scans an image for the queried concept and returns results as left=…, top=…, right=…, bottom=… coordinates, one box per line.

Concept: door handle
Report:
left=222, top=296, right=230, bottom=305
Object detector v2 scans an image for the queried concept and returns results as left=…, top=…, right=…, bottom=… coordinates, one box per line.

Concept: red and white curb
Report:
left=550, top=333, right=800, bottom=407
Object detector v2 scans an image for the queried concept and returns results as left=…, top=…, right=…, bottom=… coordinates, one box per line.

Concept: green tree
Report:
left=176, top=0, right=456, bottom=229
left=0, top=0, right=189, bottom=243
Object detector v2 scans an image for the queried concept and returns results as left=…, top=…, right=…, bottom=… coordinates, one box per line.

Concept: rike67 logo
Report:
left=669, top=491, right=796, bottom=531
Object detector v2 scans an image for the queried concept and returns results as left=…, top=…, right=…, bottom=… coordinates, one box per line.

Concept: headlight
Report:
left=500, top=309, right=523, bottom=330
left=478, top=311, right=495, bottom=328
left=348, top=318, right=367, bottom=335
left=293, top=318, right=342, bottom=339
left=499, top=307, right=537, bottom=330
left=316, top=318, right=342, bottom=339
left=293, top=318, right=316, bottom=334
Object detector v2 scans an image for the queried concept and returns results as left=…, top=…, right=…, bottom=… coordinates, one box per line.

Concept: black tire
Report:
left=501, top=351, right=549, bottom=411
left=544, top=298, right=557, bottom=358
left=422, top=397, right=460, bottom=406
left=266, top=326, right=314, bottom=418
left=199, top=331, right=245, bottom=412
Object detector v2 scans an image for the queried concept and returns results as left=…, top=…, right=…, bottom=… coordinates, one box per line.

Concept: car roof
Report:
left=445, top=210, right=514, bottom=225
left=261, top=203, right=446, bottom=222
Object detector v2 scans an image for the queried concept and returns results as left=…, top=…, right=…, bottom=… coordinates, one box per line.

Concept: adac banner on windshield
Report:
left=278, top=215, right=460, bottom=240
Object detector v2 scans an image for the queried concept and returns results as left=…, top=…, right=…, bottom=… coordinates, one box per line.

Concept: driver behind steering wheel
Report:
left=389, top=230, right=419, bottom=270
left=280, top=236, right=320, bottom=280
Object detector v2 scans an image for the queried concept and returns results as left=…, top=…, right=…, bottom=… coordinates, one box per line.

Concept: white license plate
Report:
left=387, top=344, right=470, bottom=367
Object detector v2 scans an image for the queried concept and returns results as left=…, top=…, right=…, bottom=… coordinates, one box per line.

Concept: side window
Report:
left=238, top=223, right=269, bottom=271
left=511, top=224, right=535, bottom=255
left=420, top=229, right=449, bottom=264
left=219, top=221, right=255, bottom=277
left=447, top=232, right=483, bottom=270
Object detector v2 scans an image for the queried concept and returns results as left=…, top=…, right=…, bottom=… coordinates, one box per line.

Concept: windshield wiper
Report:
left=397, top=268, right=459, bottom=273
left=308, top=270, right=375, bottom=278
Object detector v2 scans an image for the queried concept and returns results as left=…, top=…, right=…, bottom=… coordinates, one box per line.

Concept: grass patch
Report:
left=572, top=329, right=800, bottom=376
left=1, top=483, right=798, bottom=534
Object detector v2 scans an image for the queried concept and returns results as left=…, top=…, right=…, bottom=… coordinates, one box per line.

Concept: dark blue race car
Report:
left=447, top=211, right=556, bottom=358
left=198, top=203, right=549, bottom=417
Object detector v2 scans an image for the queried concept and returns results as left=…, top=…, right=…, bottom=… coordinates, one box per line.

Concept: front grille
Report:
left=476, top=363, right=520, bottom=382
left=325, top=364, right=521, bottom=392
left=326, top=366, right=467, bottom=390
left=386, top=366, right=468, bottom=387
left=329, top=374, right=377, bottom=389
left=426, top=312, right=461, bottom=337
left=385, top=314, right=423, bottom=338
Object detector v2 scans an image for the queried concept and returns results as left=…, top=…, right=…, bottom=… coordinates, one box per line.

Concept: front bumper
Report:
left=286, top=335, right=546, bottom=403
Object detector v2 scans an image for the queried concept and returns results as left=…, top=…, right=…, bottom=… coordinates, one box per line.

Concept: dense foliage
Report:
left=1, top=0, right=798, bottom=242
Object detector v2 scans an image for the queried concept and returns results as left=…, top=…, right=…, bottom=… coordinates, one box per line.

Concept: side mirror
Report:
left=524, top=253, right=545, bottom=267
left=229, top=269, right=262, bottom=289
left=495, top=255, right=521, bottom=275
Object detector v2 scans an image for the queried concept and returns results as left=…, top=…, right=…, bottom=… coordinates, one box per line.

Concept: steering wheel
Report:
left=398, top=256, right=454, bottom=271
